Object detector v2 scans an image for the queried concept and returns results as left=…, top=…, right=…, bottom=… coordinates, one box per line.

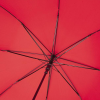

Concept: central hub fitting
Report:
left=49, top=54, right=56, bottom=64
left=45, top=54, right=56, bottom=74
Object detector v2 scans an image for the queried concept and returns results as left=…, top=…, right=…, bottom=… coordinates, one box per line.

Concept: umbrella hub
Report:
left=45, top=54, right=56, bottom=73
left=49, top=54, right=56, bottom=64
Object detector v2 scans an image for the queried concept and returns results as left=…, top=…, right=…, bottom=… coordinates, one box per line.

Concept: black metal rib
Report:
left=21, top=24, right=51, bottom=55
left=0, top=64, right=47, bottom=96
left=0, top=50, right=45, bottom=55
left=55, top=38, right=87, bottom=60
left=54, top=62, right=100, bottom=71
left=55, top=60, right=78, bottom=90
left=0, top=6, right=51, bottom=54
left=53, top=64, right=79, bottom=96
left=0, top=82, right=17, bottom=96
left=19, top=62, right=46, bottom=81
left=0, top=6, right=20, bottom=22
left=55, top=60, right=82, bottom=99
left=22, top=24, right=49, bottom=61
left=52, top=0, right=60, bottom=54
left=56, top=29, right=100, bottom=55
left=0, top=50, right=51, bottom=57
left=6, top=50, right=47, bottom=62
left=59, top=57, right=100, bottom=71
left=46, top=66, right=52, bottom=100
left=17, top=64, right=47, bottom=82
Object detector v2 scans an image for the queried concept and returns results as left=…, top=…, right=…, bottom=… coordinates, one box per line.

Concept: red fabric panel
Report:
left=0, top=0, right=57, bottom=52
left=55, top=0, right=100, bottom=53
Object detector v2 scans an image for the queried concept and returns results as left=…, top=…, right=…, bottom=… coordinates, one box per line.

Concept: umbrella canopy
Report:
left=0, top=0, right=100, bottom=100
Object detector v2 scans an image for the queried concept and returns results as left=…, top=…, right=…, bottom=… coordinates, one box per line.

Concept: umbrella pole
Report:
left=32, top=72, right=47, bottom=100
left=32, top=55, right=55, bottom=100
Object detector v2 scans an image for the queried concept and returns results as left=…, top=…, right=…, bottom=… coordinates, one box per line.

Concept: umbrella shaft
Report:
left=32, top=65, right=51, bottom=100
left=32, top=55, right=55, bottom=100
left=32, top=72, right=47, bottom=100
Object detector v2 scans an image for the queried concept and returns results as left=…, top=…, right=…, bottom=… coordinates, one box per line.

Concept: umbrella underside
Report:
left=0, top=0, right=100, bottom=100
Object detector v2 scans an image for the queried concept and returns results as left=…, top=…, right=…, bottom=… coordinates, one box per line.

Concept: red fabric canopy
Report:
left=0, top=0, right=100, bottom=100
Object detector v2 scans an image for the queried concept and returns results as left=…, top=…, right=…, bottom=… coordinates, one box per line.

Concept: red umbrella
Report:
left=0, top=0, right=100, bottom=100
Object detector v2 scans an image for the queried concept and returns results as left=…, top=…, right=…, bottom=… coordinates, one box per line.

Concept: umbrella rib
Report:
left=55, top=60, right=79, bottom=91
left=54, top=62, right=100, bottom=71
left=52, top=0, right=60, bottom=54
left=18, top=62, right=46, bottom=81
left=22, top=24, right=49, bottom=60
left=52, top=64, right=79, bottom=96
left=55, top=60, right=82, bottom=99
left=0, top=49, right=47, bottom=56
left=56, top=29, right=100, bottom=56
left=55, top=37, right=87, bottom=60
left=5, top=50, right=48, bottom=62
left=58, top=57, right=100, bottom=71
left=0, top=6, right=51, bottom=54
left=46, top=66, right=52, bottom=100
left=17, top=64, right=47, bottom=82
left=0, top=64, right=47, bottom=96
